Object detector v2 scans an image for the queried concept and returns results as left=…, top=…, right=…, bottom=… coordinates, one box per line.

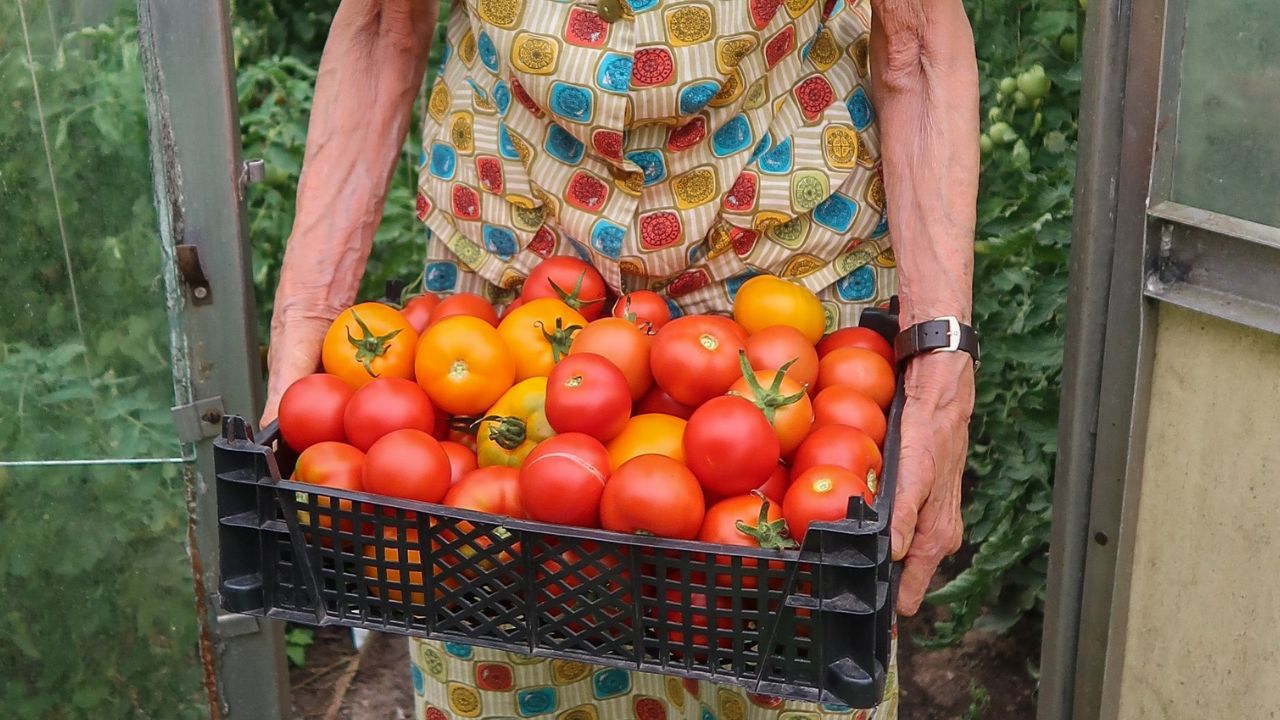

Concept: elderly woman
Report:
left=264, top=0, right=977, bottom=715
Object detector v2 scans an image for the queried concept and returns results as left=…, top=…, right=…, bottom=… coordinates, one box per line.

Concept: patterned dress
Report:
left=411, top=0, right=898, bottom=715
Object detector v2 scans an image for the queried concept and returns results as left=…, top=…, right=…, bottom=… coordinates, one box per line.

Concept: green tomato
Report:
left=1009, top=139, right=1031, bottom=168
left=1079, top=0, right=1087, bottom=9
left=1013, top=90, right=1031, bottom=109
left=1017, top=65, right=1052, bottom=100
left=979, top=133, right=993, bottom=155
left=1060, top=32, right=1078, bottom=55
left=987, top=106, right=1003, bottom=123
left=998, top=77, right=1018, bottom=95
left=988, top=122, right=1015, bottom=145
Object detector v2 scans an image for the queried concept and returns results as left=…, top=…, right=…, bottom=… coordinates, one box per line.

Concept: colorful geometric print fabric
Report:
left=408, top=633, right=899, bottom=719
left=416, top=0, right=897, bottom=328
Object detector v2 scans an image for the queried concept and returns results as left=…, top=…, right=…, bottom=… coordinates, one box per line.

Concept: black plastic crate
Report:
left=215, top=308, right=901, bottom=709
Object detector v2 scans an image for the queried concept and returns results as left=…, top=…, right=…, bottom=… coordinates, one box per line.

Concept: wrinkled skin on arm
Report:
left=869, top=0, right=980, bottom=615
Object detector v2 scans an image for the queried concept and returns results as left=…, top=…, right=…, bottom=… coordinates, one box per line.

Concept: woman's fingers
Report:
left=261, top=320, right=329, bottom=427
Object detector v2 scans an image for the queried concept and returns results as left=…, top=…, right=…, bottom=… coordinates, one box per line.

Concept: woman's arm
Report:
left=263, top=0, right=440, bottom=424
left=869, top=0, right=980, bottom=615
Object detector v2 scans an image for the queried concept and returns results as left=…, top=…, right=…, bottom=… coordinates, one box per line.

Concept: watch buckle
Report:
left=930, top=316, right=963, bottom=354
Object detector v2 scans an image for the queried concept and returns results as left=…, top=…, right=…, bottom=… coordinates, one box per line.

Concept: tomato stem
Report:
left=536, top=318, right=583, bottom=364
left=733, top=494, right=798, bottom=550
left=734, top=351, right=806, bottom=424
left=477, top=415, right=528, bottom=450
left=345, top=309, right=403, bottom=378
left=549, top=273, right=604, bottom=312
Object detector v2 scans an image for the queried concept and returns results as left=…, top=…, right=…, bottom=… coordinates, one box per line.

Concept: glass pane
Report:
left=0, top=1, right=206, bottom=717
left=1171, top=0, right=1280, bottom=227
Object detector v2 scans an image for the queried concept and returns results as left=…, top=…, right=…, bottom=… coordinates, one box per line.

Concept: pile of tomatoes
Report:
left=278, top=257, right=896, bottom=566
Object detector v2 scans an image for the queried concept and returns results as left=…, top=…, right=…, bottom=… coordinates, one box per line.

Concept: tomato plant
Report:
left=278, top=373, right=353, bottom=450
left=784, top=465, right=876, bottom=539
left=520, top=433, right=611, bottom=527
left=545, top=353, right=632, bottom=441
left=815, top=347, right=896, bottom=409
left=475, top=377, right=554, bottom=467
left=362, top=428, right=452, bottom=503
left=650, top=316, right=747, bottom=406
left=521, top=257, right=608, bottom=320
left=745, top=325, right=819, bottom=391
left=600, top=455, right=705, bottom=540
left=343, top=377, right=436, bottom=451
left=429, top=292, right=499, bottom=326
left=569, top=317, right=653, bottom=400
left=683, top=396, right=780, bottom=497
left=612, top=290, right=671, bottom=331
left=732, top=275, right=826, bottom=343
left=816, top=327, right=895, bottom=366
left=605, top=413, right=687, bottom=470
left=322, top=302, right=419, bottom=389
left=728, top=355, right=814, bottom=456
left=401, top=293, right=441, bottom=332
left=790, top=424, right=882, bottom=483
left=497, top=298, right=588, bottom=380
left=416, top=315, right=516, bottom=415
left=812, top=385, right=887, bottom=446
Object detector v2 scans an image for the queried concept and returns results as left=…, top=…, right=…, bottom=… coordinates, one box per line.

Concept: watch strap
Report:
left=894, top=317, right=981, bottom=366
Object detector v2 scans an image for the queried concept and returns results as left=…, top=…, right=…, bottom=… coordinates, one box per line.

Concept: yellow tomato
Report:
left=605, top=413, right=687, bottom=470
left=476, top=377, right=554, bottom=468
left=732, top=275, right=826, bottom=344
left=321, top=302, right=419, bottom=389
left=497, top=298, right=588, bottom=380
left=416, top=315, right=516, bottom=415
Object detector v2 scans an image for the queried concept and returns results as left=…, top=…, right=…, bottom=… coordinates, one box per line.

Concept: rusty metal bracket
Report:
left=172, top=396, right=226, bottom=444
left=176, top=243, right=212, bottom=304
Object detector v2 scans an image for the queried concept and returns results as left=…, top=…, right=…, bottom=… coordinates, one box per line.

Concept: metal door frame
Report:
left=137, top=0, right=290, bottom=717
left=1040, top=0, right=1280, bottom=717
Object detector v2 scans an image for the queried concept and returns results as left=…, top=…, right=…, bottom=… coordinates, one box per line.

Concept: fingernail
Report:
left=891, top=529, right=903, bottom=554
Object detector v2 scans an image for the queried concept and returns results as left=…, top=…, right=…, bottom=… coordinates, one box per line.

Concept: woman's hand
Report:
left=891, top=350, right=975, bottom=615
left=260, top=299, right=342, bottom=427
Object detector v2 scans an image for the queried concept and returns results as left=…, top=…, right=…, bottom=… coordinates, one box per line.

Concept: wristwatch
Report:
left=894, top=316, right=981, bottom=370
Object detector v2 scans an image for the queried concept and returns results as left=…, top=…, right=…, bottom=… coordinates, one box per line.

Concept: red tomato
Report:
left=812, top=385, right=887, bottom=446
left=757, top=463, right=790, bottom=506
left=343, top=377, right=435, bottom=452
left=633, top=384, right=695, bottom=419
left=612, top=290, right=672, bottom=332
left=539, top=540, right=629, bottom=633
left=440, top=441, right=478, bottom=486
left=401, top=293, right=441, bottom=333
left=663, top=587, right=733, bottom=649
left=521, top=257, right=608, bottom=320
left=363, top=429, right=452, bottom=503
left=784, top=464, right=876, bottom=539
left=816, top=327, right=895, bottom=366
left=430, top=293, right=499, bottom=327
left=745, top=326, right=819, bottom=391
left=278, top=374, right=353, bottom=450
left=789, top=424, right=883, bottom=483
left=650, top=316, right=748, bottom=406
left=570, top=318, right=653, bottom=400
left=545, top=353, right=632, bottom=441
left=728, top=368, right=814, bottom=456
left=293, top=442, right=366, bottom=539
left=815, top=348, right=896, bottom=409
left=698, top=493, right=794, bottom=589
left=443, top=466, right=525, bottom=517
left=519, top=433, right=610, bottom=527
left=600, top=455, right=705, bottom=539
left=683, top=396, right=780, bottom=497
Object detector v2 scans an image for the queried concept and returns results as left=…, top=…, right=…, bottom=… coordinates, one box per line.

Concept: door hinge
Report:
left=176, top=242, right=213, bottom=304
left=172, top=396, right=226, bottom=444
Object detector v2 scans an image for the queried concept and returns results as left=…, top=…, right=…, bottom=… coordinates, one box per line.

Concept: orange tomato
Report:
left=744, top=325, right=820, bottom=391
left=729, top=368, right=814, bottom=456
left=416, top=315, right=516, bottom=415
left=361, top=526, right=426, bottom=604
left=605, top=413, right=687, bottom=470
left=569, top=317, right=653, bottom=400
left=321, top=303, right=419, bottom=390
left=732, top=275, right=826, bottom=344
left=293, top=441, right=365, bottom=542
left=815, top=348, right=896, bottom=409
left=429, top=292, right=499, bottom=327
left=812, top=385, right=887, bottom=446
left=496, top=298, right=588, bottom=380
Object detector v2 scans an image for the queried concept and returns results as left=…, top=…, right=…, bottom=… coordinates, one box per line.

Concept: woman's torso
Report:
left=417, top=0, right=896, bottom=325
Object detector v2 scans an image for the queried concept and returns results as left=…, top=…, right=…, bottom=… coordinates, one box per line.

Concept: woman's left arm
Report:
left=868, top=0, right=980, bottom=615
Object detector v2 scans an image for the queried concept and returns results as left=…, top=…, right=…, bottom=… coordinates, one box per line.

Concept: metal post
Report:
left=136, top=0, right=290, bottom=717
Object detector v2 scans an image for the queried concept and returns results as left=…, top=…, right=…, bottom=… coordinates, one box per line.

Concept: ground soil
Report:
left=290, top=613, right=1037, bottom=720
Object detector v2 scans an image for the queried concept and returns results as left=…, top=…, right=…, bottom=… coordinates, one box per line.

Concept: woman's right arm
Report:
left=263, top=0, right=440, bottom=424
